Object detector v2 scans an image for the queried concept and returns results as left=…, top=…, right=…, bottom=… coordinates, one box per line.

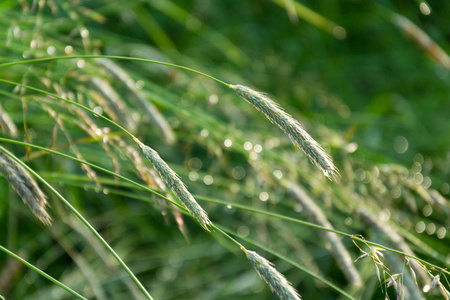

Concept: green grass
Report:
left=0, top=1, right=449, bottom=299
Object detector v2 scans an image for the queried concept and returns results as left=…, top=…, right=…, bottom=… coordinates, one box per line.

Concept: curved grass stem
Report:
left=0, top=146, right=154, bottom=300
left=2, top=138, right=448, bottom=277
left=0, top=244, right=87, bottom=300
left=0, top=55, right=231, bottom=88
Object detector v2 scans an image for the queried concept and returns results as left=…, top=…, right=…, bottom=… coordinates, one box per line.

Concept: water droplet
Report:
left=77, top=59, right=85, bottom=69
left=394, top=136, right=408, bottom=154
left=415, top=221, right=425, bottom=233
left=273, top=170, right=283, bottom=179
left=93, top=106, right=103, bottom=116
left=203, top=175, right=213, bottom=185
left=135, top=80, right=144, bottom=89
left=188, top=171, right=198, bottom=181
left=188, top=158, right=202, bottom=171
left=437, top=227, right=446, bottom=239
left=244, top=141, right=252, bottom=151
left=426, top=223, right=436, bottom=235
left=232, top=166, right=246, bottom=180
left=237, top=226, right=250, bottom=238
left=422, top=205, right=432, bottom=217
left=259, top=192, right=269, bottom=202
left=208, top=94, right=218, bottom=105
left=419, top=2, right=431, bottom=15
left=200, top=129, right=209, bottom=138
left=226, top=204, right=232, bottom=209
left=80, top=28, right=89, bottom=38
left=224, top=139, right=232, bottom=148
left=47, top=46, right=56, bottom=55
left=65, top=45, right=73, bottom=54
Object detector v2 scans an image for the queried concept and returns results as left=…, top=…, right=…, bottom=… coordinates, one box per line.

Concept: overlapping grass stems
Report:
left=2, top=138, right=449, bottom=300
left=1, top=56, right=447, bottom=299
left=0, top=55, right=336, bottom=299
left=0, top=149, right=52, bottom=225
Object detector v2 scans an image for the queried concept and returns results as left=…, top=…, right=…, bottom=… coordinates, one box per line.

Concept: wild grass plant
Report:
left=0, top=1, right=449, bottom=300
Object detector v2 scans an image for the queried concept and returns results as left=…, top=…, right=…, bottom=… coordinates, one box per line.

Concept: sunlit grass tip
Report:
left=0, top=149, right=52, bottom=225
left=230, top=84, right=338, bottom=180
left=135, top=139, right=211, bottom=230
left=241, top=246, right=302, bottom=300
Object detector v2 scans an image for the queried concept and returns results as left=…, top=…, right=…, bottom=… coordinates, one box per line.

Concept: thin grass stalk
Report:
left=0, top=146, right=154, bottom=300
left=216, top=225, right=356, bottom=300
left=0, top=148, right=51, bottom=225
left=0, top=55, right=230, bottom=87
left=383, top=248, right=425, bottom=300
left=0, top=244, right=87, bottom=300
left=49, top=228, right=108, bottom=300
left=358, top=209, right=430, bottom=286
left=2, top=138, right=447, bottom=277
left=230, top=84, right=338, bottom=179
left=286, top=181, right=362, bottom=286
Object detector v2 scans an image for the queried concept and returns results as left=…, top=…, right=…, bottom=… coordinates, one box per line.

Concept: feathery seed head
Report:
left=138, top=143, right=211, bottom=230
left=231, top=84, right=339, bottom=180
left=0, top=150, right=52, bottom=225
left=243, top=248, right=302, bottom=300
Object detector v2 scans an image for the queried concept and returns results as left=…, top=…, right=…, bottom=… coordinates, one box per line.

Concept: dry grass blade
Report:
left=231, top=84, right=338, bottom=179
left=242, top=247, right=302, bottom=300
left=0, top=148, right=51, bottom=225
left=135, top=140, right=211, bottom=230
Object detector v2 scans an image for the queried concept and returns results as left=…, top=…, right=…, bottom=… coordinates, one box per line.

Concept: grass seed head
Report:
left=139, top=144, right=211, bottom=230
left=0, top=149, right=52, bottom=225
left=243, top=249, right=301, bottom=300
left=231, top=84, right=338, bottom=180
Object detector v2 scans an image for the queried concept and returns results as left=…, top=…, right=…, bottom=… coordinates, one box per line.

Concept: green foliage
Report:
left=0, top=1, right=449, bottom=299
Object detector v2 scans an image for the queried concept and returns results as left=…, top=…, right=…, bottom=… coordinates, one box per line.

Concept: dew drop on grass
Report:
left=203, top=175, right=213, bottom=185
left=188, top=171, right=198, bottom=181
left=416, top=221, right=425, bottom=233
left=232, top=166, right=245, bottom=180
left=237, top=226, right=250, bottom=238
left=437, top=227, right=446, bottom=239
left=259, top=192, right=269, bottom=202
left=253, top=144, right=262, bottom=153
left=426, top=223, right=436, bottom=235
left=394, top=136, right=408, bottom=154
left=273, top=170, right=283, bottom=179
left=65, top=45, right=73, bottom=54
left=422, top=205, right=432, bottom=217
left=93, top=106, right=103, bottom=116
left=224, top=139, right=232, bottom=147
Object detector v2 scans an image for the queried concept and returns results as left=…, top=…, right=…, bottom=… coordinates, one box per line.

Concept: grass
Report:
left=0, top=1, right=449, bottom=299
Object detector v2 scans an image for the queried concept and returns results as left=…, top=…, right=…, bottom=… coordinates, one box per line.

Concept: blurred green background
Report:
left=0, top=1, right=449, bottom=299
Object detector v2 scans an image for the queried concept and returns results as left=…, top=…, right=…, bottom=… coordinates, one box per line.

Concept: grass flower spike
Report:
left=242, top=247, right=302, bottom=300
left=0, top=149, right=52, bottom=225
left=231, top=84, right=338, bottom=179
left=135, top=138, right=211, bottom=230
